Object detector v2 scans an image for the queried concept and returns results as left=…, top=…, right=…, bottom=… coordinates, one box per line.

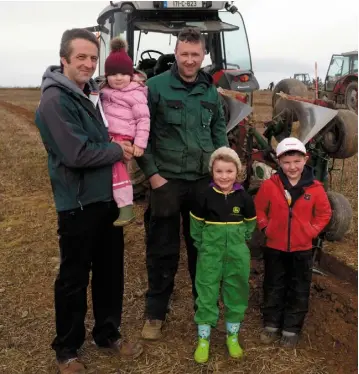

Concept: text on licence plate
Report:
left=164, top=1, right=202, bottom=8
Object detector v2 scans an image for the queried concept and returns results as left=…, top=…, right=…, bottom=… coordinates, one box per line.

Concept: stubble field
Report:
left=0, top=88, right=357, bottom=374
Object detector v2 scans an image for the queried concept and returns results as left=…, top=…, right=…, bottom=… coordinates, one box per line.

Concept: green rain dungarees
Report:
left=190, top=183, right=257, bottom=326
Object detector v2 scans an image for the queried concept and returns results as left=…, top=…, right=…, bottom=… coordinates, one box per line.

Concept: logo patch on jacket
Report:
left=232, top=206, right=240, bottom=214
left=304, top=194, right=311, bottom=201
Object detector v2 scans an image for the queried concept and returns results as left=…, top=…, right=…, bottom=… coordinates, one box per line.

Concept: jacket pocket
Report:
left=290, top=219, right=315, bottom=249
left=164, top=99, right=184, bottom=125
left=150, top=180, right=180, bottom=217
left=265, top=219, right=275, bottom=238
left=154, top=146, right=184, bottom=174
left=198, top=101, right=216, bottom=147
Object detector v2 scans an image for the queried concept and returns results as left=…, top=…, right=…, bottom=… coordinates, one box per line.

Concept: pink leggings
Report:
left=110, top=134, right=133, bottom=208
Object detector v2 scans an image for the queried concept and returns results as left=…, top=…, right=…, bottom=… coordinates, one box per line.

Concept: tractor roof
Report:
left=97, top=1, right=229, bottom=24
left=341, top=50, right=358, bottom=57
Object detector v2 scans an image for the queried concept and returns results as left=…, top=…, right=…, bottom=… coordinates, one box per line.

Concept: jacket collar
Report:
left=210, top=181, right=243, bottom=194
left=169, top=62, right=213, bottom=94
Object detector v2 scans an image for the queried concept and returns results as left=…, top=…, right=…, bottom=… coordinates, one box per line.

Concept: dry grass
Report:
left=0, top=90, right=357, bottom=374
left=324, top=155, right=358, bottom=268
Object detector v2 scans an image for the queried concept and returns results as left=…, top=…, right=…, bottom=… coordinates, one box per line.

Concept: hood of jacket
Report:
left=271, top=165, right=318, bottom=207
left=277, top=164, right=315, bottom=191
left=40, top=65, right=99, bottom=98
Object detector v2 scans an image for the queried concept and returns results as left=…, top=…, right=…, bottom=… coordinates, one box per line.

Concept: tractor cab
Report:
left=293, top=73, right=312, bottom=88
left=322, top=50, right=358, bottom=112
left=85, top=1, right=259, bottom=104
left=325, top=51, right=358, bottom=92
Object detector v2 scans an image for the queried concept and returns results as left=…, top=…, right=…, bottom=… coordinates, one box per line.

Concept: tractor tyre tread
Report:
left=322, top=109, right=358, bottom=159
left=324, top=191, right=353, bottom=242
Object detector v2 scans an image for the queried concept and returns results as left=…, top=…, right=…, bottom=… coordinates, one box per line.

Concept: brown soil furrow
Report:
left=0, top=100, right=36, bottom=125
left=0, top=89, right=357, bottom=374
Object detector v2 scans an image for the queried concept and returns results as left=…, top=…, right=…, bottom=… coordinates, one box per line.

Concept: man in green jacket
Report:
left=35, top=28, right=142, bottom=374
left=137, top=27, right=228, bottom=340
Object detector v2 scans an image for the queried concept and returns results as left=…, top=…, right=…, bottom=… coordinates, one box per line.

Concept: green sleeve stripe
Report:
left=244, top=216, right=257, bottom=221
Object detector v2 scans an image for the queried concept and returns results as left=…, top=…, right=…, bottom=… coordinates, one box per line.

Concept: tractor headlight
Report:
left=120, top=3, right=134, bottom=13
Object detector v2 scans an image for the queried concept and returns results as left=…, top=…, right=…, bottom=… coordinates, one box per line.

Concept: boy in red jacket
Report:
left=254, top=137, right=332, bottom=348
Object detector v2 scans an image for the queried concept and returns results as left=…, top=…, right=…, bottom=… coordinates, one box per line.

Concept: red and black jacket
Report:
left=254, top=167, right=332, bottom=252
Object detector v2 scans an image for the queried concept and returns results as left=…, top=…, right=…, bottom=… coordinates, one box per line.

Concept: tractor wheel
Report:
left=322, top=109, right=358, bottom=159
left=272, top=78, right=308, bottom=109
left=272, top=97, right=297, bottom=128
left=324, top=191, right=353, bottom=242
left=220, top=95, right=230, bottom=126
left=345, top=81, right=358, bottom=113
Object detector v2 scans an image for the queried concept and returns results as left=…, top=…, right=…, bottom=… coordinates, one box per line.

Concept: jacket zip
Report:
left=76, top=172, right=84, bottom=211
left=285, top=190, right=306, bottom=251
left=287, top=207, right=292, bottom=251
left=273, top=177, right=314, bottom=251
left=225, top=193, right=228, bottom=265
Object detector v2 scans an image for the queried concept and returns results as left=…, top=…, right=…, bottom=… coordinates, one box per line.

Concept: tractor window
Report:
left=328, top=56, right=344, bottom=78
left=132, top=30, right=212, bottom=74
left=342, top=56, right=350, bottom=76
left=351, top=56, right=358, bottom=73
left=98, top=17, right=112, bottom=77
left=218, top=11, right=251, bottom=71
left=133, top=31, right=177, bottom=66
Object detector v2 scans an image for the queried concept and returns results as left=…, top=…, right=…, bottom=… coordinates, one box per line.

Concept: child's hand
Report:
left=133, top=145, right=144, bottom=157
left=115, top=140, right=134, bottom=162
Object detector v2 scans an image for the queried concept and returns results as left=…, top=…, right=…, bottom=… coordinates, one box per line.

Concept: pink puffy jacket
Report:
left=101, top=82, right=150, bottom=149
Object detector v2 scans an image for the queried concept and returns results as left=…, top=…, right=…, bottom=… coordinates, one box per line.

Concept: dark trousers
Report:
left=52, top=201, right=124, bottom=362
left=143, top=177, right=210, bottom=321
left=261, top=247, right=313, bottom=334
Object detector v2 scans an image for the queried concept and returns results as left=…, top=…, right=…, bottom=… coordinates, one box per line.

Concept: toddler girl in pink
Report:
left=101, top=38, right=150, bottom=225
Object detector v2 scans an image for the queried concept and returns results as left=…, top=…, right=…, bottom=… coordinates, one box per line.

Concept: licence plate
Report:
left=163, top=1, right=202, bottom=8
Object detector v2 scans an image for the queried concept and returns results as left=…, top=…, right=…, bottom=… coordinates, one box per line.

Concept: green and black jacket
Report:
left=190, top=182, right=257, bottom=256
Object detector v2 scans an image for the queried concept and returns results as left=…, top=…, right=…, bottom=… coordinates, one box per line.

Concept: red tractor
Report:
left=86, top=1, right=357, bottom=263
left=320, top=51, right=358, bottom=113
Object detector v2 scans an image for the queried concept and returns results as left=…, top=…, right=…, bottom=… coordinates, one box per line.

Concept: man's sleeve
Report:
left=37, top=92, right=123, bottom=168
left=242, top=191, right=257, bottom=241
left=310, top=186, right=332, bottom=237
left=136, top=81, right=160, bottom=178
left=190, top=190, right=206, bottom=250
left=211, top=89, right=229, bottom=148
left=254, top=182, right=270, bottom=231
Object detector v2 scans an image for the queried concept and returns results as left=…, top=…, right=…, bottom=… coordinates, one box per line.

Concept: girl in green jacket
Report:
left=190, top=147, right=257, bottom=363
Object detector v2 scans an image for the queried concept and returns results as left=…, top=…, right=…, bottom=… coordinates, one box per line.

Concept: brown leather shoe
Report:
left=57, top=358, right=86, bottom=374
left=141, top=319, right=163, bottom=340
left=109, top=339, right=143, bottom=359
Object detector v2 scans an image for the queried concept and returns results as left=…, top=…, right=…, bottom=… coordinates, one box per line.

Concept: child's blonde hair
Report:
left=209, top=146, right=244, bottom=182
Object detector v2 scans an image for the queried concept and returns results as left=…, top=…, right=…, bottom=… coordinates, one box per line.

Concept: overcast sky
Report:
left=0, top=0, right=357, bottom=88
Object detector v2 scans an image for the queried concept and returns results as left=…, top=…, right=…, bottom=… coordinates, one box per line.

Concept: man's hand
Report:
left=133, top=144, right=144, bottom=157
left=114, top=140, right=134, bottom=162
left=149, top=173, right=168, bottom=190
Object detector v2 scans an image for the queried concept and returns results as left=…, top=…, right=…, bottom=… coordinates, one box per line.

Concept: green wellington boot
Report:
left=194, top=338, right=210, bottom=364
left=226, top=334, right=243, bottom=359
left=114, top=205, right=135, bottom=226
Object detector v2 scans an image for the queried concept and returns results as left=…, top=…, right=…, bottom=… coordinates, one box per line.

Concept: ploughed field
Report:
left=0, top=88, right=357, bottom=373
